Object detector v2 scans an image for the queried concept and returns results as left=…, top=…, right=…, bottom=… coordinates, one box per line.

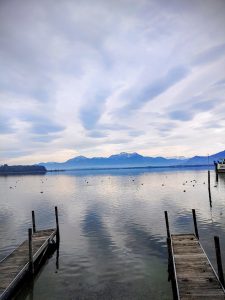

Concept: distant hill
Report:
left=185, top=150, right=225, bottom=165
left=36, top=151, right=215, bottom=170
left=39, top=152, right=184, bottom=170
left=0, top=164, right=47, bottom=175
left=38, top=150, right=225, bottom=170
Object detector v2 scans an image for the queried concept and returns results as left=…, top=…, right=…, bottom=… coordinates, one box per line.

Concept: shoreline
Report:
left=47, top=164, right=215, bottom=173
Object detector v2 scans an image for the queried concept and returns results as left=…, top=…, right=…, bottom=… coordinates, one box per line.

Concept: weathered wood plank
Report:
left=0, top=228, right=56, bottom=300
left=170, top=234, right=225, bottom=300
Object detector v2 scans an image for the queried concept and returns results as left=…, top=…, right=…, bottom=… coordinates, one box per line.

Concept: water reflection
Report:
left=1, top=167, right=225, bottom=299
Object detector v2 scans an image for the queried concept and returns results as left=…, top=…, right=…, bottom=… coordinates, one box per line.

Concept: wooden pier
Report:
left=165, top=210, right=225, bottom=300
left=0, top=207, right=59, bottom=300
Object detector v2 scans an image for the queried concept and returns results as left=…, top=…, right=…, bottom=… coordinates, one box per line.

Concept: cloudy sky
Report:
left=0, top=0, right=225, bottom=164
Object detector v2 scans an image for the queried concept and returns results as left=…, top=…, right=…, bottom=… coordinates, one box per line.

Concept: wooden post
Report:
left=28, top=228, right=34, bottom=274
left=55, top=206, right=60, bottom=244
left=208, top=171, right=212, bottom=207
left=167, top=237, right=172, bottom=281
left=164, top=211, right=170, bottom=238
left=214, top=236, right=225, bottom=287
left=208, top=187, right=212, bottom=208
left=192, top=209, right=199, bottom=239
left=208, top=170, right=211, bottom=187
left=32, top=210, right=36, bottom=233
left=166, top=237, right=178, bottom=299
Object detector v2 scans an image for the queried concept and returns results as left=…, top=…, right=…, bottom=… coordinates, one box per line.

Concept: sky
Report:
left=0, top=0, right=225, bottom=164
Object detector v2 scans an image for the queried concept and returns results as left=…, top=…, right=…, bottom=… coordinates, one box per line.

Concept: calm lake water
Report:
left=1, top=167, right=225, bottom=300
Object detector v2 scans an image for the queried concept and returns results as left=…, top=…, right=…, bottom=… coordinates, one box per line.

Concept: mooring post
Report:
left=28, top=228, right=34, bottom=275
left=32, top=210, right=36, bottom=233
left=192, top=209, right=199, bottom=239
left=167, top=237, right=172, bottom=281
left=164, top=211, right=170, bottom=238
left=214, top=236, right=225, bottom=287
left=208, top=170, right=211, bottom=188
left=55, top=206, right=60, bottom=244
left=166, top=236, right=178, bottom=300
left=208, top=170, right=212, bottom=207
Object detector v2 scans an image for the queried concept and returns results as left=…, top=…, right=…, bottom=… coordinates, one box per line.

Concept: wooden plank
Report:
left=170, top=234, right=225, bottom=300
left=0, top=228, right=56, bottom=300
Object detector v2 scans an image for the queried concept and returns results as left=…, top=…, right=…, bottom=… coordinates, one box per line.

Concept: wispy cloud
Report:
left=192, top=43, right=225, bottom=66
left=80, top=90, right=109, bottom=130
left=121, top=66, right=190, bottom=112
left=0, top=0, right=225, bottom=164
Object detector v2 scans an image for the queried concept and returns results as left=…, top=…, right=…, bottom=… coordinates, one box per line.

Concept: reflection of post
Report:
left=208, top=171, right=212, bottom=207
left=29, top=277, right=34, bottom=300
left=56, top=242, right=59, bottom=271
left=216, top=172, right=219, bottom=183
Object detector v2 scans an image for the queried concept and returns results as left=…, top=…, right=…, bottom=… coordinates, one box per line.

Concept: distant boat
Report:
left=214, top=159, right=225, bottom=173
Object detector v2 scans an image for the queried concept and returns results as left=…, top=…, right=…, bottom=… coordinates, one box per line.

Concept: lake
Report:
left=1, top=167, right=225, bottom=300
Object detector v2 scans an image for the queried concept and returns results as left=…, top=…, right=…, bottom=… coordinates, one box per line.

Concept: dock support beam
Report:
left=164, top=211, right=170, bottom=238
left=55, top=206, right=60, bottom=244
left=192, top=209, right=199, bottom=239
left=32, top=210, right=36, bottom=233
left=28, top=228, right=34, bottom=275
left=214, top=236, right=225, bottom=288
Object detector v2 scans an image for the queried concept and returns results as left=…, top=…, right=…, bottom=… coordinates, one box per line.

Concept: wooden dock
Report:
left=0, top=207, right=59, bottom=300
left=170, top=234, right=225, bottom=299
left=165, top=210, right=225, bottom=300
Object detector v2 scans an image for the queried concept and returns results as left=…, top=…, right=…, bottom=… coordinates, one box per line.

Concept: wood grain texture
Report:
left=171, top=234, right=225, bottom=299
left=0, top=228, right=56, bottom=299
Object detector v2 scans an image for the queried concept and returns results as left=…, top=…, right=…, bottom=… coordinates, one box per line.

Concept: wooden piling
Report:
left=28, top=228, right=34, bottom=275
left=164, top=211, right=170, bottom=238
left=32, top=210, right=36, bottom=233
left=192, top=209, right=199, bottom=239
left=208, top=170, right=211, bottom=187
left=55, top=206, right=60, bottom=244
left=214, top=236, right=225, bottom=288
left=208, top=171, right=212, bottom=207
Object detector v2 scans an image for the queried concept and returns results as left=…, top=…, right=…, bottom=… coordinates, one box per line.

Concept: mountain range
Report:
left=39, top=150, right=225, bottom=170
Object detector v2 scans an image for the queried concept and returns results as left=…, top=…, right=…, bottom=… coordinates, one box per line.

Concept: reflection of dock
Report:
left=0, top=207, right=59, bottom=300
left=165, top=210, right=225, bottom=299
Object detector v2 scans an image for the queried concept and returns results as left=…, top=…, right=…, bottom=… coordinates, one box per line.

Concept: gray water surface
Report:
left=1, top=168, right=225, bottom=300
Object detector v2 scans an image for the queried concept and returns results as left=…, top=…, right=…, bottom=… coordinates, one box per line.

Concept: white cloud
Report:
left=0, top=0, right=225, bottom=164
